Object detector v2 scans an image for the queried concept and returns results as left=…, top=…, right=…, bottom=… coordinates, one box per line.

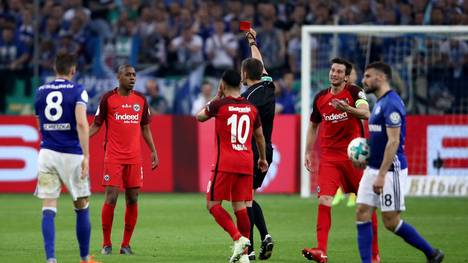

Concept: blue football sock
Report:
left=357, top=221, right=372, bottom=263
left=42, top=208, right=56, bottom=261
left=395, top=220, right=435, bottom=258
left=75, top=206, right=91, bottom=260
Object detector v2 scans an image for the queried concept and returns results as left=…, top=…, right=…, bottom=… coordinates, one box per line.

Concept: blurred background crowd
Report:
left=1, top=0, right=467, bottom=115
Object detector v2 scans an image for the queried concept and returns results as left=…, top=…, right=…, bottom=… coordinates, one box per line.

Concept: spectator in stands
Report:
left=42, top=17, right=61, bottom=41
left=440, top=39, right=468, bottom=110
left=112, top=11, right=139, bottom=67
left=239, top=3, right=256, bottom=25
left=18, top=8, right=34, bottom=96
left=63, top=0, right=91, bottom=22
left=139, top=22, right=167, bottom=73
left=136, top=5, right=156, bottom=39
left=287, top=26, right=317, bottom=78
left=145, top=79, right=169, bottom=115
left=399, top=2, right=413, bottom=25
left=430, top=8, right=445, bottom=25
left=224, top=0, right=242, bottom=23
left=257, top=12, right=285, bottom=78
left=39, top=39, right=56, bottom=77
left=0, top=24, right=30, bottom=113
left=275, top=72, right=297, bottom=114
left=191, top=82, right=213, bottom=116
left=193, top=3, right=212, bottom=41
left=205, top=19, right=237, bottom=77
left=169, top=25, right=203, bottom=74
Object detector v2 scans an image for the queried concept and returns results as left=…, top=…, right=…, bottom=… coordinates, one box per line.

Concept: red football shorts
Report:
left=316, top=159, right=363, bottom=197
left=102, top=163, right=143, bottom=188
left=206, top=171, right=253, bottom=202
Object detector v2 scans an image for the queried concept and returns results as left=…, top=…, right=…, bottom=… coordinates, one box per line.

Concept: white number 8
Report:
left=45, top=91, right=63, bottom=121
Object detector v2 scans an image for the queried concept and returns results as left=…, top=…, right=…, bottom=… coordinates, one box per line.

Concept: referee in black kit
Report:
left=241, top=28, right=275, bottom=261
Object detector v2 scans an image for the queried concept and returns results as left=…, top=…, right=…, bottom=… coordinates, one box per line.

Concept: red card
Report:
left=239, top=21, right=251, bottom=31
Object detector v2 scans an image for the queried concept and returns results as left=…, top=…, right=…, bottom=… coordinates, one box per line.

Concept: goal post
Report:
left=300, top=25, right=468, bottom=198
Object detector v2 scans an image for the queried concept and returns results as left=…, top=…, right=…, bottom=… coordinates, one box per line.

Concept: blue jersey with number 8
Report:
left=34, top=78, right=88, bottom=154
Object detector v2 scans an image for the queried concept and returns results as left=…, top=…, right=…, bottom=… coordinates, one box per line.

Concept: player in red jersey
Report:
left=90, top=64, right=159, bottom=255
left=302, top=58, right=380, bottom=263
left=197, top=69, right=268, bottom=263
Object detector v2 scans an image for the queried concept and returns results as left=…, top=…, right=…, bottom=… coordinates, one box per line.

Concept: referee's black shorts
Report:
left=253, top=144, right=273, bottom=189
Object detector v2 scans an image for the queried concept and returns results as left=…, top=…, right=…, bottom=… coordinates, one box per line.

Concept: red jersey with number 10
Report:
left=310, top=84, right=366, bottom=161
left=93, top=88, right=150, bottom=164
left=205, top=96, right=261, bottom=175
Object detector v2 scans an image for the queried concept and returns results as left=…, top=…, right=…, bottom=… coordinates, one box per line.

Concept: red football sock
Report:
left=121, top=203, right=138, bottom=247
left=316, top=204, right=331, bottom=253
left=235, top=208, right=250, bottom=239
left=101, top=203, right=115, bottom=247
left=371, top=210, right=380, bottom=258
left=210, top=204, right=242, bottom=241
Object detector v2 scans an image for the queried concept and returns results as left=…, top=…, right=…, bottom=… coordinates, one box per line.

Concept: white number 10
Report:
left=45, top=91, right=63, bottom=121
left=227, top=114, right=250, bottom=144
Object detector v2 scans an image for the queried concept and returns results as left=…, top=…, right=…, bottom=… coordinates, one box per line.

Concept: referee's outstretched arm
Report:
left=246, top=28, right=268, bottom=75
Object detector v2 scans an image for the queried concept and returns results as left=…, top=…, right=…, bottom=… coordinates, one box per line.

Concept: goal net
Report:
left=300, top=26, right=468, bottom=198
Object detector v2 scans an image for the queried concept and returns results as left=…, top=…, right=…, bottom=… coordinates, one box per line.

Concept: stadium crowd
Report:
left=1, top=0, right=467, bottom=115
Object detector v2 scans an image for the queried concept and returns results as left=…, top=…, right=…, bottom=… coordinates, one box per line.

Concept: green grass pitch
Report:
left=1, top=194, right=467, bottom=263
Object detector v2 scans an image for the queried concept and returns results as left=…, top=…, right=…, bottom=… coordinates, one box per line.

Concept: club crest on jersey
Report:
left=389, top=112, right=401, bottom=124
left=133, top=104, right=141, bottom=112
left=104, top=175, right=110, bottom=182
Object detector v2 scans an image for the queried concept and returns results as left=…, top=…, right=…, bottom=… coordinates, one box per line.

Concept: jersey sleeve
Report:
left=140, top=98, right=151, bottom=126
left=93, top=93, right=109, bottom=126
left=205, top=99, right=222, bottom=117
left=261, top=73, right=273, bottom=83
left=383, top=100, right=404, bottom=128
left=75, top=84, right=88, bottom=107
left=349, top=85, right=368, bottom=108
left=309, top=94, right=322, bottom=123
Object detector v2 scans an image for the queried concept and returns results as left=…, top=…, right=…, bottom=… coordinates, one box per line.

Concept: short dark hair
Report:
left=118, top=64, right=133, bottom=75
left=330, top=57, right=352, bottom=76
left=241, top=58, right=263, bottom=81
left=222, top=69, right=241, bottom=89
left=365, top=61, right=392, bottom=80
left=54, top=53, right=77, bottom=75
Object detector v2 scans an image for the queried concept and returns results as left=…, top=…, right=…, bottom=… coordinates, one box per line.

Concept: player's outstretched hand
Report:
left=80, top=157, right=89, bottom=179
left=372, top=173, right=385, bottom=195
left=246, top=28, right=256, bottom=43
left=151, top=151, right=159, bottom=170
left=258, top=159, right=269, bottom=173
left=331, top=98, right=350, bottom=112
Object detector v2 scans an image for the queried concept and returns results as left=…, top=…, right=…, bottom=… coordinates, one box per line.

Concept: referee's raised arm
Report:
left=245, top=28, right=268, bottom=75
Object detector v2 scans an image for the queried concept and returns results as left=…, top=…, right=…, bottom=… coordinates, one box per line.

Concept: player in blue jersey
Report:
left=34, top=53, right=100, bottom=263
left=355, top=61, right=444, bottom=263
